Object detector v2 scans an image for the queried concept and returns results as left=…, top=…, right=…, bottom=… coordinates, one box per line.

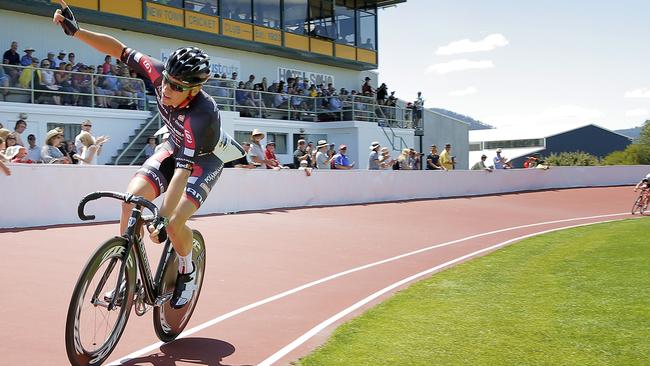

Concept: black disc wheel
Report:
left=153, top=229, right=206, bottom=342
left=65, top=237, right=136, bottom=366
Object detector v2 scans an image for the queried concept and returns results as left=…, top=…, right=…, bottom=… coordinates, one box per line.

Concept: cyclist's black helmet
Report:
left=165, top=47, right=211, bottom=86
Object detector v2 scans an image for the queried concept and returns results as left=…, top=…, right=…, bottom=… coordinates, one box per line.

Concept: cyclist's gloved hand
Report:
left=148, top=216, right=169, bottom=244
left=53, top=0, right=80, bottom=36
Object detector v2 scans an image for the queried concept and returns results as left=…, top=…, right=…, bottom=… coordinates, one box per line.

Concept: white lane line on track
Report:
left=108, top=212, right=629, bottom=365
left=257, top=217, right=628, bottom=366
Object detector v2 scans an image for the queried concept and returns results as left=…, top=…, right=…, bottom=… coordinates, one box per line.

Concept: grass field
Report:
left=297, top=218, right=650, bottom=366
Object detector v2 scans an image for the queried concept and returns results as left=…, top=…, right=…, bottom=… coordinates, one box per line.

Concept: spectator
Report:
left=333, top=144, right=355, bottom=169
left=439, top=143, right=453, bottom=170
left=523, top=155, right=539, bottom=169
left=26, top=134, right=41, bottom=162
left=298, top=159, right=312, bottom=176
left=101, top=55, right=113, bottom=75
left=74, top=120, right=108, bottom=154
left=5, top=133, right=17, bottom=149
left=67, top=52, right=77, bottom=70
left=376, top=83, right=388, bottom=104
left=18, top=58, right=38, bottom=89
left=144, top=136, right=157, bottom=158
left=248, top=129, right=271, bottom=168
left=396, top=148, right=411, bottom=170
left=224, top=142, right=255, bottom=168
left=327, top=143, right=336, bottom=158
left=536, top=159, right=550, bottom=170
left=471, top=154, right=493, bottom=171
left=67, top=140, right=79, bottom=164
left=129, top=69, right=147, bottom=109
left=6, top=145, right=34, bottom=163
left=55, top=62, right=75, bottom=105
left=361, top=76, right=373, bottom=96
left=72, top=64, right=92, bottom=106
left=231, top=71, right=238, bottom=80
left=493, top=148, right=511, bottom=169
left=3, top=41, right=20, bottom=84
left=293, top=139, right=310, bottom=168
left=13, top=119, right=27, bottom=146
left=35, top=58, right=62, bottom=105
left=408, top=149, right=421, bottom=170
left=41, top=128, right=70, bottom=164
left=413, top=91, right=424, bottom=127
left=315, top=140, right=333, bottom=169
left=273, top=89, right=289, bottom=109
left=20, top=47, right=35, bottom=66
left=52, top=50, right=67, bottom=69
left=425, top=145, right=444, bottom=170
left=244, top=74, right=255, bottom=89
left=74, top=131, right=107, bottom=165
left=45, top=51, right=57, bottom=69
left=379, top=147, right=394, bottom=170
left=368, top=141, right=381, bottom=170
left=0, top=136, right=7, bottom=162
left=265, top=141, right=287, bottom=169
left=0, top=64, right=8, bottom=99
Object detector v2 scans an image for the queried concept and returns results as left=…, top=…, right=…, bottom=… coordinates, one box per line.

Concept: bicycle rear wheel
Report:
left=65, top=237, right=136, bottom=366
left=153, top=229, right=206, bottom=342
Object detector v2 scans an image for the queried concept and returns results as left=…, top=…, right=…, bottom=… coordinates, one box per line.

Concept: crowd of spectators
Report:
left=1, top=40, right=148, bottom=108
left=470, top=148, right=550, bottom=171
left=0, top=117, right=108, bottom=169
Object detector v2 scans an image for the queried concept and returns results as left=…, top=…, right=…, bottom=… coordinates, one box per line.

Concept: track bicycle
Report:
left=631, top=189, right=649, bottom=215
left=65, top=191, right=206, bottom=366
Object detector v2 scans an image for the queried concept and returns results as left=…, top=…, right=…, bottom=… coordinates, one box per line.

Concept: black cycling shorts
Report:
left=136, top=141, right=224, bottom=208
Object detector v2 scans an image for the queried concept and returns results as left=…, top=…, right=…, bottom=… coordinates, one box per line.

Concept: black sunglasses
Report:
left=162, top=71, right=196, bottom=92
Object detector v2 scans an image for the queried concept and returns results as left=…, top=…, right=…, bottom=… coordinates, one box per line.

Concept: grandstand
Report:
left=0, top=0, right=469, bottom=168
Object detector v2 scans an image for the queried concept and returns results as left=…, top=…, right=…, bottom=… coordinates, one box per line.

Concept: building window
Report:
left=469, top=143, right=482, bottom=151
left=357, top=9, right=376, bottom=50
left=222, top=0, right=252, bottom=22
left=267, top=132, right=287, bottom=154
left=284, top=0, right=309, bottom=34
left=234, top=130, right=253, bottom=144
left=254, top=0, right=281, bottom=28
left=484, top=139, right=545, bottom=150
left=308, top=0, right=335, bottom=40
left=185, top=0, right=218, bottom=15
left=150, top=0, right=183, bottom=7
left=334, top=0, right=355, bottom=45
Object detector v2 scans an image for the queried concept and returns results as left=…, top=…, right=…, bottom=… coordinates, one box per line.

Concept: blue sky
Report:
left=377, top=0, right=650, bottom=130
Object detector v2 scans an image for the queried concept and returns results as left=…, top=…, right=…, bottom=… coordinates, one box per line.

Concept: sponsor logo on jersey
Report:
left=186, top=187, right=204, bottom=205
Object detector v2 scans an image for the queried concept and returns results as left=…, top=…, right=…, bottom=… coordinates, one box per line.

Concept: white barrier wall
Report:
left=0, top=165, right=647, bottom=229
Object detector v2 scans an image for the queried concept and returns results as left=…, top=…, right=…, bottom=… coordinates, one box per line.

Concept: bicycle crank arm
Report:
left=154, top=292, right=173, bottom=307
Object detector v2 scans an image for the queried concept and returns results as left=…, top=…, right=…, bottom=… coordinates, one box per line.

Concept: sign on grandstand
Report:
left=161, top=49, right=240, bottom=77
left=278, top=68, right=334, bottom=86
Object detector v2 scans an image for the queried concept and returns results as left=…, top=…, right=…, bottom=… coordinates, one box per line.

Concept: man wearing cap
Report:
left=293, top=139, right=310, bottom=168
left=315, top=140, right=333, bottom=169
left=439, top=143, right=453, bottom=170
left=52, top=50, right=67, bottom=69
left=368, top=141, right=381, bottom=170
left=426, top=145, right=444, bottom=170
left=333, top=144, right=355, bottom=170
left=361, top=76, right=373, bottom=96
left=21, top=47, right=35, bottom=66
left=494, top=148, right=507, bottom=169
left=471, top=154, right=493, bottom=172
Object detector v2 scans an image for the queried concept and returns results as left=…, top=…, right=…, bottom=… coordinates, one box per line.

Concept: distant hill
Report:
left=615, top=126, right=641, bottom=140
left=430, top=108, right=495, bottom=130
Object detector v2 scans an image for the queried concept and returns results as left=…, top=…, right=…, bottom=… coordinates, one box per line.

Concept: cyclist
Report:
left=54, top=0, right=243, bottom=308
left=634, top=173, right=650, bottom=200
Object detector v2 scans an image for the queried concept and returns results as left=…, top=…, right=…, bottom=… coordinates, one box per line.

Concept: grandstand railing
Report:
left=202, top=78, right=420, bottom=129
left=0, top=63, right=147, bottom=110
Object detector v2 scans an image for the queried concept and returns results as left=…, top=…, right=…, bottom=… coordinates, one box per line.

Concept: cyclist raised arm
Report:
left=634, top=174, right=650, bottom=191
left=54, top=0, right=242, bottom=309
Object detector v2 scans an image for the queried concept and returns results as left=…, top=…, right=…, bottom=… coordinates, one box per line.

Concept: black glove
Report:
left=151, top=216, right=169, bottom=243
left=60, top=6, right=80, bottom=36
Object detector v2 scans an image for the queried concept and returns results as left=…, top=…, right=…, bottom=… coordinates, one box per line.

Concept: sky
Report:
left=376, top=0, right=650, bottom=130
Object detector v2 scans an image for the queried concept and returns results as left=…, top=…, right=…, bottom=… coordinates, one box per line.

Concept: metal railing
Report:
left=201, top=78, right=420, bottom=129
left=0, top=62, right=147, bottom=110
left=114, top=112, right=162, bottom=165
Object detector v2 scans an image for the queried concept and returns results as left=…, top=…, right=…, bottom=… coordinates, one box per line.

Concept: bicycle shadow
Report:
left=120, top=337, right=252, bottom=366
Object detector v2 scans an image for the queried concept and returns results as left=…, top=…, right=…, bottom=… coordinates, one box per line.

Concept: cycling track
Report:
left=0, top=186, right=643, bottom=365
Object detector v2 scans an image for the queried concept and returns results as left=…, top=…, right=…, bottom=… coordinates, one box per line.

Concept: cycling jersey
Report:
left=121, top=47, right=220, bottom=171
left=121, top=47, right=225, bottom=207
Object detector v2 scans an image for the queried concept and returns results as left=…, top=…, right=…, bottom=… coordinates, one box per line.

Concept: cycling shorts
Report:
left=136, top=141, right=223, bottom=208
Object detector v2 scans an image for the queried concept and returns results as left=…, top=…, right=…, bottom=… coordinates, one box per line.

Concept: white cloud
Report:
left=624, top=88, right=650, bottom=98
left=449, top=87, right=478, bottom=96
left=625, top=108, right=649, bottom=117
left=425, top=59, right=494, bottom=74
left=436, top=34, right=509, bottom=56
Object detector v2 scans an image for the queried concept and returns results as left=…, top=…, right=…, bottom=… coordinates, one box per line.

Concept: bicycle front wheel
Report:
left=65, top=237, right=136, bottom=366
left=632, top=196, right=643, bottom=214
left=153, top=229, right=206, bottom=342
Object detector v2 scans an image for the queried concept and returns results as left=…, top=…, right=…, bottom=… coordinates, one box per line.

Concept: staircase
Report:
left=374, top=106, right=409, bottom=152
left=111, top=112, right=162, bottom=165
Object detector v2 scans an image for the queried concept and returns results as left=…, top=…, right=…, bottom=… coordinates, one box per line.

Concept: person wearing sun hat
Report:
left=41, top=127, right=69, bottom=164
left=368, top=141, right=381, bottom=170
left=315, top=139, right=333, bottom=169
left=248, top=128, right=270, bottom=168
left=20, top=47, right=35, bottom=66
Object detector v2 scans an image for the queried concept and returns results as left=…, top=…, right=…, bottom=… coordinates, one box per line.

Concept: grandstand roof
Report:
left=468, top=123, right=629, bottom=142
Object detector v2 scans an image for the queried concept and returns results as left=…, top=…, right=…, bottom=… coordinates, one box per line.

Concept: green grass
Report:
left=297, top=218, right=650, bottom=366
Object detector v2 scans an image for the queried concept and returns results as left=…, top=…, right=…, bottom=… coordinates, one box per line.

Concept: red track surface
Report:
left=0, top=187, right=641, bottom=365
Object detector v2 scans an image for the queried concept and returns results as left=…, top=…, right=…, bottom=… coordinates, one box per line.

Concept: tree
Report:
left=603, top=120, right=650, bottom=165
left=544, top=151, right=600, bottom=166
left=637, top=120, right=650, bottom=146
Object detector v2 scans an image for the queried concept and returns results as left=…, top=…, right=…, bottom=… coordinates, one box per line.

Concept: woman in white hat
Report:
left=315, top=140, right=333, bottom=169
left=379, top=147, right=394, bottom=170
left=248, top=129, right=271, bottom=168
left=41, top=128, right=70, bottom=164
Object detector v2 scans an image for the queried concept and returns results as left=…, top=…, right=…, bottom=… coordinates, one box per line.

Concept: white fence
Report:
left=0, top=165, right=647, bottom=229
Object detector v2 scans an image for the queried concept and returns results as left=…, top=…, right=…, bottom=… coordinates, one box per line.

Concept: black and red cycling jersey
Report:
left=121, top=47, right=220, bottom=171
